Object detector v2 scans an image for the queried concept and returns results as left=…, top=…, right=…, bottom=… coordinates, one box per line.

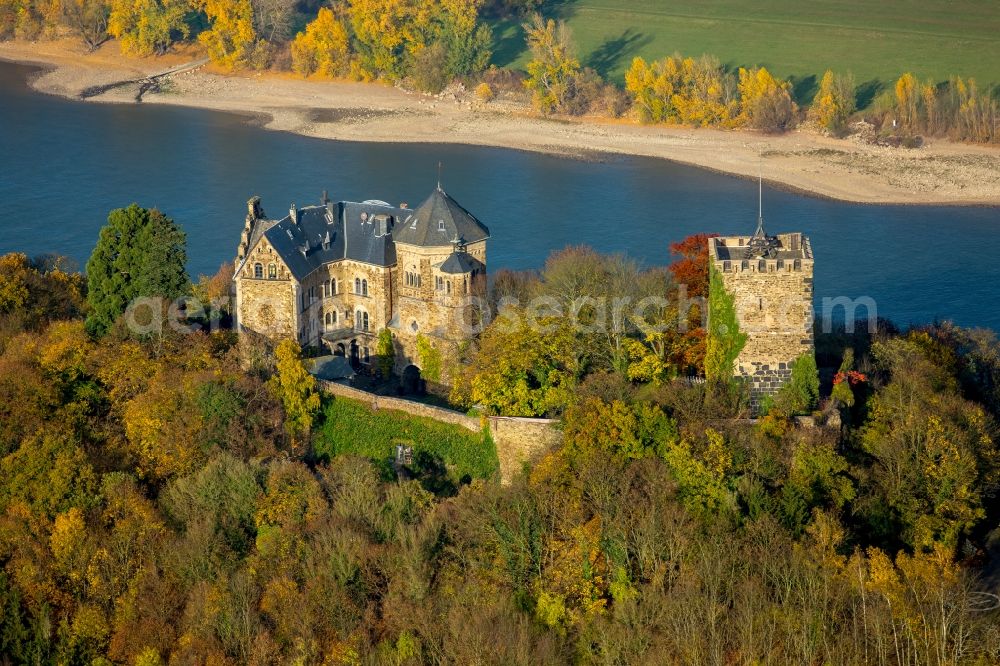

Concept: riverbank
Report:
left=3, top=38, right=1000, bottom=206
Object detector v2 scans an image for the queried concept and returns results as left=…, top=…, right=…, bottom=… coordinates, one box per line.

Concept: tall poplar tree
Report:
left=85, top=203, right=189, bottom=336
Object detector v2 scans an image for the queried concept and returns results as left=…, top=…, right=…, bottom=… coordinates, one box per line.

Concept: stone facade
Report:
left=235, top=235, right=298, bottom=340
left=394, top=240, right=487, bottom=382
left=234, top=188, right=489, bottom=384
left=709, top=231, right=814, bottom=411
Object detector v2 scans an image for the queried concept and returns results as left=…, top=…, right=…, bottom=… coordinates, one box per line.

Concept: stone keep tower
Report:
left=391, top=186, right=489, bottom=380
left=707, top=193, right=814, bottom=410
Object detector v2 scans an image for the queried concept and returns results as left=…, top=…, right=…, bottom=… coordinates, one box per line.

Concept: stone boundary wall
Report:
left=315, top=380, right=481, bottom=431
left=315, top=380, right=562, bottom=483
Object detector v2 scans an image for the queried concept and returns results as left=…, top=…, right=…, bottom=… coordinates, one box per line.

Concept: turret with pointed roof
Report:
left=393, top=186, right=490, bottom=248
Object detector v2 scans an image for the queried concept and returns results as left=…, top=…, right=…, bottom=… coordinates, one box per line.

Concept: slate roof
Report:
left=438, top=252, right=485, bottom=274
left=393, top=187, right=490, bottom=247
left=261, top=200, right=406, bottom=281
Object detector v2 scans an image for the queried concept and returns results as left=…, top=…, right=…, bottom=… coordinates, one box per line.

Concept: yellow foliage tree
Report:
left=194, top=0, right=262, bottom=70
left=894, top=72, right=919, bottom=129
left=810, top=69, right=855, bottom=135
left=108, top=0, right=189, bottom=57
left=737, top=66, right=797, bottom=132
left=122, top=372, right=207, bottom=479
left=268, top=339, right=321, bottom=446
left=521, top=13, right=580, bottom=114
left=290, top=6, right=350, bottom=78
left=625, top=54, right=735, bottom=126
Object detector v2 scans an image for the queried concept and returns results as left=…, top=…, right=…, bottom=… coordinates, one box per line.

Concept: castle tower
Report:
left=707, top=184, right=814, bottom=412
left=391, top=185, right=489, bottom=381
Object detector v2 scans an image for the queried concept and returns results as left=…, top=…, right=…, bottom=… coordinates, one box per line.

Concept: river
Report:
left=1, top=60, right=998, bottom=330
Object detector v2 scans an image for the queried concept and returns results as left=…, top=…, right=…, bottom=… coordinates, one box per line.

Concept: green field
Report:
left=491, top=0, right=1000, bottom=104
left=313, top=396, right=498, bottom=483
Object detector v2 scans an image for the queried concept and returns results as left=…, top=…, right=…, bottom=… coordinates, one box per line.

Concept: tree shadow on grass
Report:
left=488, top=0, right=581, bottom=70
left=856, top=79, right=884, bottom=110
left=789, top=74, right=818, bottom=106
left=585, top=29, right=652, bottom=80
left=490, top=18, right=527, bottom=69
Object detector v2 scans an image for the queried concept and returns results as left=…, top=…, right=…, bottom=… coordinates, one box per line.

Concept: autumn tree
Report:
left=625, top=54, right=735, bottom=126
left=0, top=253, right=84, bottom=338
left=450, top=305, right=581, bottom=416
left=894, top=72, right=919, bottom=129
left=107, top=0, right=189, bottom=56
left=737, top=66, right=797, bottom=132
left=856, top=333, right=998, bottom=550
left=250, top=0, right=292, bottom=42
left=810, top=69, right=856, bottom=135
left=345, top=0, right=491, bottom=88
left=291, top=6, right=350, bottom=77
left=61, top=0, right=110, bottom=51
left=194, top=0, right=263, bottom=70
left=269, top=339, right=321, bottom=446
left=522, top=13, right=580, bottom=114
left=85, top=204, right=189, bottom=337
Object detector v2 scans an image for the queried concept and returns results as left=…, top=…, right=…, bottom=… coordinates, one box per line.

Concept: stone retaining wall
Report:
left=315, top=380, right=562, bottom=483
left=315, top=380, right=480, bottom=430
left=488, top=416, right=563, bottom=484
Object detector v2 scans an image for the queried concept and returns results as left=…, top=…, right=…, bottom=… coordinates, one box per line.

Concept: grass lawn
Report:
left=490, top=0, right=1000, bottom=105
left=313, top=396, right=499, bottom=483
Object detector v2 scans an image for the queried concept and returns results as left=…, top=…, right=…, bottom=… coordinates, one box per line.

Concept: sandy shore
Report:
left=3, top=38, right=1000, bottom=206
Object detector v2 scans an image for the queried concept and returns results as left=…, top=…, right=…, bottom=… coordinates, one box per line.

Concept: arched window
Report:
left=355, top=277, right=361, bottom=294
left=325, top=312, right=332, bottom=326
left=254, top=263, right=263, bottom=279
left=355, top=310, right=369, bottom=331
left=446, top=280, right=451, bottom=295
left=267, top=263, right=277, bottom=279
left=331, top=278, right=337, bottom=294
left=361, top=279, right=368, bottom=296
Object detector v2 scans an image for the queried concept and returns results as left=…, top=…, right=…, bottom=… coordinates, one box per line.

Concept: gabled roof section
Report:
left=259, top=200, right=405, bottom=281
left=438, top=252, right=485, bottom=275
left=393, top=187, right=490, bottom=248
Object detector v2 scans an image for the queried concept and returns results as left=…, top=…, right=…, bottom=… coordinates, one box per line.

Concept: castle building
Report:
left=708, top=191, right=814, bottom=410
left=233, top=186, right=489, bottom=382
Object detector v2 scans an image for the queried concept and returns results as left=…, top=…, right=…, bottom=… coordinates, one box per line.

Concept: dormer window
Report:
left=254, top=263, right=263, bottom=279
left=438, top=220, right=445, bottom=232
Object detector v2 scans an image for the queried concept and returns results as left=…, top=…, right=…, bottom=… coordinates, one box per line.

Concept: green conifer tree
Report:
left=85, top=204, right=189, bottom=336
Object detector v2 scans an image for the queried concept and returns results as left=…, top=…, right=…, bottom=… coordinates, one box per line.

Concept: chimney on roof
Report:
left=247, top=195, right=262, bottom=221
left=321, top=189, right=329, bottom=205
left=400, top=202, right=408, bottom=209
left=289, top=202, right=298, bottom=224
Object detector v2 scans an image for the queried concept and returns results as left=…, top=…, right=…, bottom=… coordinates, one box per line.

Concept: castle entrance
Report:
left=401, top=365, right=422, bottom=394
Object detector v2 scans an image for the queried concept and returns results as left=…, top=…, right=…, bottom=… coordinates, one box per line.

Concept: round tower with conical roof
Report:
left=391, top=186, right=489, bottom=382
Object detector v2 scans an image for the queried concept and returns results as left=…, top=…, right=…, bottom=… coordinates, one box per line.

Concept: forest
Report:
left=1, top=0, right=997, bottom=142
left=0, top=205, right=998, bottom=663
